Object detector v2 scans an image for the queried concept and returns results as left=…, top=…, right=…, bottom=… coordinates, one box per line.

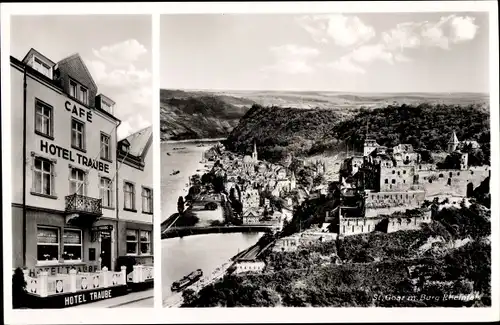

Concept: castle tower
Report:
left=363, top=137, right=379, bottom=157
left=447, top=131, right=460, bottom=153
left=252, top=141, right=258, bottom=161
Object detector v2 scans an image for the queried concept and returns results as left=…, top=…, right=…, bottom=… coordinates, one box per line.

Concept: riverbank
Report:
left=161, top=141, right=212, bottom=222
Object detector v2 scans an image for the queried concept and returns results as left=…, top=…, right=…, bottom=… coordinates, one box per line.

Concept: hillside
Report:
left=225, top=102, right=490, bottom=163
left=160, top=89, right=253, bottom=141
left=182, top=204, right=491, bottom=307
left=224, top=104, right=345, bottom=162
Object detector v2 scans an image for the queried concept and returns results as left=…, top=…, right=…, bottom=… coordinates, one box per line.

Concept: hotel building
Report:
left=10, top=48, right=153, bottom=277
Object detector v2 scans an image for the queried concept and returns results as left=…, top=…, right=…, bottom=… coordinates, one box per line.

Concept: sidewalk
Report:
left=71, top=289, right=153, bottom=308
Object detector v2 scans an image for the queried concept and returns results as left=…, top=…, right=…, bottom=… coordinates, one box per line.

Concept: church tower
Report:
left=290, top=171, right=296, bottom=190
left=447, top=131, right=460, bottom=153
left=252, top=141, right=258, bottom=161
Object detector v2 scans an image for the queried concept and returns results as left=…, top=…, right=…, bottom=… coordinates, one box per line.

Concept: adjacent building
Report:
left=10, top=49, right=153, bottom=276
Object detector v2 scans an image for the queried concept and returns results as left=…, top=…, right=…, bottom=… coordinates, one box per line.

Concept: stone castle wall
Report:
left=379, top=165, right=417, bottom=192
left=416, top=166, right=489, bottom=198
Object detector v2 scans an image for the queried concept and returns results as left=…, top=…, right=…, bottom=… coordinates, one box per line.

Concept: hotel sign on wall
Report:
left=37, top=100, right=111, bottom=173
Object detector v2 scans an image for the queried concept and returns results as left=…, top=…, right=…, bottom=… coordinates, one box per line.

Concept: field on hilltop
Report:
left=202, top=90, right=489, bottom=112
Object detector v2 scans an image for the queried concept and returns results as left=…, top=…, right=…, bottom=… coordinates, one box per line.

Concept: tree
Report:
left=177, top=196, right=185, bottom=215
left=12, top=267, right=27, bottom=309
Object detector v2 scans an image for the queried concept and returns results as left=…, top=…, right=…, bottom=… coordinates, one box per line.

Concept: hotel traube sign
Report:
left=39, top=139, right=110, bottom=173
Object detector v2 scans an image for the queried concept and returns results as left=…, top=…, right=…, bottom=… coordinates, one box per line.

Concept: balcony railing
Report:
left=65, top=194, right=102, bottom=215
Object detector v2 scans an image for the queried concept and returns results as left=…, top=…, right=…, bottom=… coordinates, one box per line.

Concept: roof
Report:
left=57, top=53, right=98, bottom=90
left=449, top=131, right=459, bottom=144
left=119, top=125, right=152, bottom=157
left=22, top=48, right=56, bottom=67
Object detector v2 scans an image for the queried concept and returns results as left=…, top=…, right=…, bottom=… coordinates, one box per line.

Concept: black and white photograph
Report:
left=161, top=11, right=495, bottom=308
left=7, top=14, right=154, bottom=309
left=1, top=1, right=499, bottom=324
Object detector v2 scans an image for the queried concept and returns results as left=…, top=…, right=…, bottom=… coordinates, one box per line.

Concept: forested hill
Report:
left=160, top=89, right=253, bottom=141
left=226, top=103, right=490, bottom=163
left=328, top=103, right=490, bottom=152
left=225, top=104, right=344, bottom=162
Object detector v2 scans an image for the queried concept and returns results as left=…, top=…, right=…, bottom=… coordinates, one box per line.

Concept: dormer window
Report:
left=101, top=100, right=114, bottom=114
left=69, top=78, right=88, bottom=105
left=121, top=143, right=130, bottom=153
left=33, top=57, right=52, bottom=79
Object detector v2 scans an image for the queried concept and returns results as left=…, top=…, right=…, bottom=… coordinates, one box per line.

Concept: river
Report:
left=161, top=140, right=263, bottom=303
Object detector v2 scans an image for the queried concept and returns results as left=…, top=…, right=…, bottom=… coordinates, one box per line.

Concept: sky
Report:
left=11, top=15, right=152, bottom=139
left=160, top=12, right=489, bottom=93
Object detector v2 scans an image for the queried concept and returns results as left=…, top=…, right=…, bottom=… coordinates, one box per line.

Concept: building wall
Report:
left=340, top=217, right=382, bottom=236
left=12, top=63, right=118, bottom=217
left=416, top=167, right=489, bottom=198
left=364, top=190, right=426, bottom=217
left=386, top=213, right=432, bottom=233
left=379, top=165, right=417, bottom=192
left=234, top=261, right=266, bottom=274
left=12, top=206, right=24, bottom=268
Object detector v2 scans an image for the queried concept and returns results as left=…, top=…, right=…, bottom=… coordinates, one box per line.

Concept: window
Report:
left=142, top=187, right=153, bottom=213
left=100, top=177, right=112, bottom=208
left=126, top=229, right=138, bottom=255
left=35, top=100, right=53, bottom=137
left=403, top=170, right=406, bottom=174
left=100, top=133, right=111, bottom=161
left=37, top=227, right=59, bottom=262
left=71, top=118, right=85, bottom=150
left=140, top=230, right=151, bottom=254
left=69, top=168, right=86, bottom=195
left=392, top=179, right=396, bottom=184
left=33, top=157, right=54, bottom=196
left=385, top=179, right=388, bottom=184
left=124, top=182, right=135, bottom=210
left=392, top=170, right=395, bottom=174
left=79, top=86, right=88, bottom=105
left=33, top=57, right=51, bottom=78
left=69, top=80, right=78, bottom=98
left=63, top=229, right=82, bottom=261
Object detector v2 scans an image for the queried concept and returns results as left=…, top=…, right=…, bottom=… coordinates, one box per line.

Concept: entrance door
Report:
left=100, top=237, right=112, bottom=270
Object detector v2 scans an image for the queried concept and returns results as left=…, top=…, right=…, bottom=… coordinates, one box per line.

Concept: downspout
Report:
left=22, top=68, right=27, bottom=267
left=115, top=120, right=121, bottom=271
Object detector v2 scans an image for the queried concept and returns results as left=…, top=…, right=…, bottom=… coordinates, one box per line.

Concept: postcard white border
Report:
left=2, top=1, right=499, bottom=324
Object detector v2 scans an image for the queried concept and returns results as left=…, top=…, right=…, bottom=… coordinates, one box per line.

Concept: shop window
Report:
left=100, top=133, right=112, bottom=161
left=34, top=99, right=53, bottom=138
left=63, top=229, right=82, bottom=261
left=126, top=229, right=138, bottom=255
left=69, top=167, right=86, bottom=195
left=140, top=230, right=151, bottom=254
left=71, top=118, right=85, bottom=151
left=100, top=177, right=113, bottom=208
left=124, top=181, right=136, bottom=210
left=33, top=157, right=55, bottom=196
left=142, top=187, right=153, bottom=213
left=37, top=226, right=59, bottom=262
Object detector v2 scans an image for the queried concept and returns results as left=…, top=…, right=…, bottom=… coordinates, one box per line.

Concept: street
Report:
left=72, top=289, right=154, bottom=308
